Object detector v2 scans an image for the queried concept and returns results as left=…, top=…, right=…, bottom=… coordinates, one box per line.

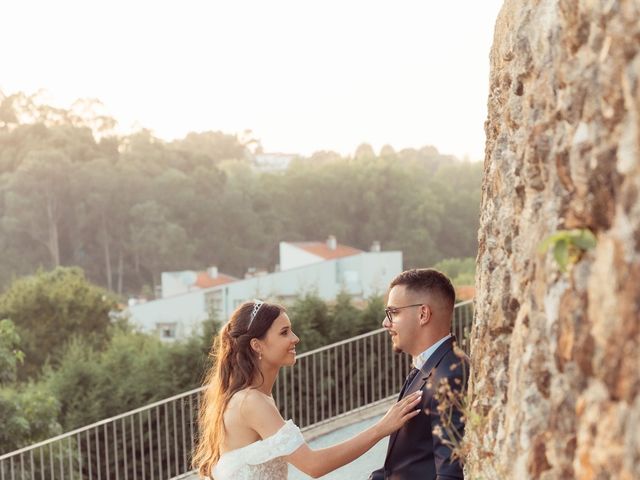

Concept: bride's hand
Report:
left=375, top=390, right=423, bottom=437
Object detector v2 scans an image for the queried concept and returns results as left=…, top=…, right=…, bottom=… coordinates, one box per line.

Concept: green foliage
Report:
left=200, top=307, right=222, bottom=355
left=357, top=295, right=386, bottom=332
left=0, top=93, right=482, bottom=294
left=129, top=200, right=193, bottom=287
left=43, top=337, right=101, bottom=429
left=0, top=319, right=24, bottom=385
left=0, top=382, right=62, bottom=453
left=288, top=293, right=385, bottom=352
left=0, top=291, right=383, bottom=455
left=329, top=292, right=362, bottom=340
left=0, top=92, right=484, bottom=461
left=538, top=229, right=597, bottom=272
left=354, top=143, right=376, bottom=159
left=46, top=328, right=205, bottom=431
left=452, top=272, right=475, bottom=286
left=434, top=257, right=476, bottom=285
left=0, top=267, right=116, bottom=378
left=288, top=293, right=331, bottom=352
left=0, top=318, right=61, bottom=454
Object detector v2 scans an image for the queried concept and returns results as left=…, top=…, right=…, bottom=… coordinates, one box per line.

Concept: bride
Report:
left=192, top=300, right=422, bottom=479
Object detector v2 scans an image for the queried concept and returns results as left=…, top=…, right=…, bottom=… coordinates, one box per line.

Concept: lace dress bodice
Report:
left=212, top=420, right=304, bottom=480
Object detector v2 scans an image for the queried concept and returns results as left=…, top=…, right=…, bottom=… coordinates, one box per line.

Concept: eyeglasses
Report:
left=384, top=303, right=424, bottom=323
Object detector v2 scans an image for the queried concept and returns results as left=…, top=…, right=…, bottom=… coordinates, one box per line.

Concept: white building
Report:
left=159, top=267, right=237, bottom=298
left=253, top=153, right=297, bottom=171
left=127, top=237, right=402, bottom=341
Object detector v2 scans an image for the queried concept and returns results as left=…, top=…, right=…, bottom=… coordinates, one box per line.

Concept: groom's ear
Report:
left=419, top=305, right=432, bottom=326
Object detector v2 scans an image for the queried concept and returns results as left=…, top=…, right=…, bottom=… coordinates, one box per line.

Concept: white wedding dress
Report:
left=212, top=420, right=305, bottom=479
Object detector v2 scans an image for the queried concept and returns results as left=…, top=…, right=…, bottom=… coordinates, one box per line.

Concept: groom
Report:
left=369, top=268, right=467, bottom=479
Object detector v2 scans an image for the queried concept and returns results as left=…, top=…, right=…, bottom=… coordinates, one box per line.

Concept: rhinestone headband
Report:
left=248, top=299, right=264, bottom=329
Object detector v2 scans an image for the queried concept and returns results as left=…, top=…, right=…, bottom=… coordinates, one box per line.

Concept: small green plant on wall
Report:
left=538, top=228, right=597, bottom=272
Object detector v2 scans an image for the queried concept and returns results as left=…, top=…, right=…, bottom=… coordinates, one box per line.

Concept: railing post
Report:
left=147, top=410, right=153, bottom=480
left=305, top=357, right=310, bottom=427
left=320, top=351, right=325, bottom=421
left=181, top=397, right=187, bottom=472
left=155, top=406, right=162, bottom=480
left=312, top=354, right=317, bottom=424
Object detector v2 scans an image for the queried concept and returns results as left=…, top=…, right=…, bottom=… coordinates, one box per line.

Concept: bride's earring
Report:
left=259, top=352, right=262, bottom=360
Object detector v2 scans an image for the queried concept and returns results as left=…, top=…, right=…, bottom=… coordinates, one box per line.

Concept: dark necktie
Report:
left=398, top=367, right=420, bottom=399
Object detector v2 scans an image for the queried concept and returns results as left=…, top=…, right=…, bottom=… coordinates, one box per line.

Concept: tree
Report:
left=0, top=382, right=61, bottom=454
left=354, top=143, right=375, bottom=160
left=0, top=91, right=483, bottom=294
left=0, top=319, right=23, bottom=385
left=287, top=294, right=385, bottom=352
left=379, top=144, right=396, bottom=158
left=169, top=131, right=250, bottom=169
left=73, top=158, right=125, bottom=291
left=0, top=267, right=115, bottom=378
left=430, top=161, right=482, bottom=259
left=3, top=150, right=74, bottom=267
left=356, top=295, right=385, bottom=334
left=47, top=326, right=206, bottom=431
left=288, top=294, right=331, bottom=352
left=329, top=292, right=361, bottom=340
left=433, top=257, right=476, bottom=285
left=129, top=200, right=193, bottom=290
left=0, top=319, right=61, bottom=454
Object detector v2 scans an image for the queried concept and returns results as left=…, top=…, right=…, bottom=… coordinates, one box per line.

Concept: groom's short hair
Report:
left=390, top=268, right=455, bottom=311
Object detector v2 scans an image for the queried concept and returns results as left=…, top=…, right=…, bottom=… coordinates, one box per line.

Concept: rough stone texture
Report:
left=467, top=1, right=640, bottom=479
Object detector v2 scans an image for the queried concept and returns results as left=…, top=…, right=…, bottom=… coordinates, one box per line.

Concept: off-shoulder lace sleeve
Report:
left=245, top=420, right=304, bottom=465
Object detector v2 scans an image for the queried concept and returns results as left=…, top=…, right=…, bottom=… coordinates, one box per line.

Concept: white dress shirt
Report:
left=413, top=334, right=452, bottom=370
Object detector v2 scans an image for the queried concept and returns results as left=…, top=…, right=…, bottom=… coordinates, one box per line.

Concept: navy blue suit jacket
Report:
left=369, top=336, right=468, bottom=480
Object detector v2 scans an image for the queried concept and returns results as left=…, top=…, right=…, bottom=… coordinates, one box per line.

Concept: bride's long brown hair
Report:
left=192, top=300, right=284, bottom=478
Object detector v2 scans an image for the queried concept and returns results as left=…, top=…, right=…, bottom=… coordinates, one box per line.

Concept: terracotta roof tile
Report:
left=195, top=272, right=237, bottom=289
left=455, top=285, right=475, bottom=301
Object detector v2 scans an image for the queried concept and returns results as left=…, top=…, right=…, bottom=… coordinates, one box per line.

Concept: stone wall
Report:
left=468, top=1, right=640, bottom=478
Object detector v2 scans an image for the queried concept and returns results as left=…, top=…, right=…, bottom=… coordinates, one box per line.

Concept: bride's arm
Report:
left=244, top=389, right=423, bottom=478
left=287, top=423, right=384, bottom=478
left=286, top=391, right=421, bottom=478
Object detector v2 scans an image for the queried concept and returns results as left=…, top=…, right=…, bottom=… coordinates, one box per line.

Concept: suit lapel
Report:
left=404, top=336, right=455, bottom=397
left=384, top=336, right=456, bottom=463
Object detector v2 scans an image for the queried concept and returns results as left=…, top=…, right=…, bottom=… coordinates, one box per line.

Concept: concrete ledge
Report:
left=301, top=397, right=396, bottom=441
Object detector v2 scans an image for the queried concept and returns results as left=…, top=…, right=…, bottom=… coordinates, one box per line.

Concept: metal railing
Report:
left=0, top=300, right=473, bottom=480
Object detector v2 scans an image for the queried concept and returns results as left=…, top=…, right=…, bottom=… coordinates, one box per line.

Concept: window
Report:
left=205, top=291, right=223, bottom=319
left=157, top=323, right=177, bottom=340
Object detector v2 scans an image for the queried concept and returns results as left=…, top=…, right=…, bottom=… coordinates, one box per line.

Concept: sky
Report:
left=2, top=0, right=504, bottom=161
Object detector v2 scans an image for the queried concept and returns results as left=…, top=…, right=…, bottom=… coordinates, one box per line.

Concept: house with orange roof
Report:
left=128, top=236, right=402, bottom=341
left=160, top=266, right=237, bottom=298
left=279, top=235, right=365, bottom=270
